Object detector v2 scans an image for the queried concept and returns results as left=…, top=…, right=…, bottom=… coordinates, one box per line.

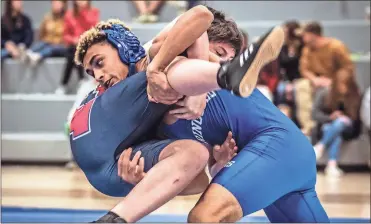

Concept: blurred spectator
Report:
left=300, top=21, right=354, bottom=88
left=312, top=72, right=361, bottom=177
left=276, top=20, right=303, bottom=126
left=240, top=29, right=248, bottom=53
left=360, top=86, right=370, bottom=167
left=25, top=0, right=68, bottom=67
left=257, top=59, right=280, bottom=102
left=296, top=21, right=354, bottom=135
left=1, top=0, right=33, bottom=61
left=132, top=1, right=164, bottom=23
left=361, top=86, right=370, bottom=140
left=55, top=0, right=99, bottom=95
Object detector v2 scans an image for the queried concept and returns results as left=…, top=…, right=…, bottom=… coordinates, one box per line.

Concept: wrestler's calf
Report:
left=188, top=183, right=243, bottom=223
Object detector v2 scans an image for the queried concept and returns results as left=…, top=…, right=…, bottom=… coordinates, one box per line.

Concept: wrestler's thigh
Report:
left=189, top=136, right=317, bottom=222
left=88, top=139, right=175, bottom=197
left=157, top=139, right=210, bottom=196
left=264, top=188, right=330, bottom=223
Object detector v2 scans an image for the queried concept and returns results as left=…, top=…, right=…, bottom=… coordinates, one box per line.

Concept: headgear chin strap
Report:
left=103, top=24, right=146, bottom=77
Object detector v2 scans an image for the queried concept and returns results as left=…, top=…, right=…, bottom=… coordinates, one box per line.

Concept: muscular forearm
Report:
left=186, top=32, right=209, bottom=60
left=209, top=163, right=225, bottom=178
left=150, top=32, right=212, bottom=62
left=146, top=15, right=180, bottom=56
left=149, top=5, right=213, bottom=71
left=208, top=156, right=225, bottom=178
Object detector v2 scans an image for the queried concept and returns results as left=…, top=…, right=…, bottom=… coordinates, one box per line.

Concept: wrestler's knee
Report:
left=188, top=199, right=241, bottom=223
left=188, top=184, right=243, bottom=223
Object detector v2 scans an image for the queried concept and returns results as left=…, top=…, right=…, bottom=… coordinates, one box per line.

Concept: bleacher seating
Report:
left=1, top=1, right=370, bottom=164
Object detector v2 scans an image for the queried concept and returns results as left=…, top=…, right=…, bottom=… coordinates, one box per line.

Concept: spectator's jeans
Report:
left=320, top=118, right=352, bottom=161
left=1, top=49, right=10, bottom=60
left=30, top=41, right=67, bottom=58
left=276, top=80, right=296, bottom=105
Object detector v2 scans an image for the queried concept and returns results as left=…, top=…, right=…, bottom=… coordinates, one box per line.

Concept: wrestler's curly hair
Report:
left=74, top=19, right=130, bottom=66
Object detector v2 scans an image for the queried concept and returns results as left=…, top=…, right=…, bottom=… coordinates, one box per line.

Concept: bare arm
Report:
left=148, top=5, right=213, bottom=71
left=143, top=15, right=181, bottom=55
left=145, top=5, right=213, bottom=104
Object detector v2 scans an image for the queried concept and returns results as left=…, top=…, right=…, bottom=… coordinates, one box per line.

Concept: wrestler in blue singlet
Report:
left=159, top=89, right=330, bottom=223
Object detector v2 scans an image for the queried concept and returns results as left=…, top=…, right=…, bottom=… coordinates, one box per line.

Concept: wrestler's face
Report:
left=209, top=42, right=236, bottom=61
left=83, top=41, right=128, bottom=89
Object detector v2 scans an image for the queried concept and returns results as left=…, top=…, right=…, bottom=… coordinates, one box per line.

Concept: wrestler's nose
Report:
left=93, top=69, right=105, bottom=82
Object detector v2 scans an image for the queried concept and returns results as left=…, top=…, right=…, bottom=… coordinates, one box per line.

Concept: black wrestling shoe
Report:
left=217, top=26, right=285, bottom=97
left=91, top=211, right=127, bottom=223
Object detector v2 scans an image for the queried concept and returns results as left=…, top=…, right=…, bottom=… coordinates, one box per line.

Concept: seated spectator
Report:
left=276, top=20, right=303, bottom=126
left=1, top=0, right=33, bottom=61
left=297, top=21, right=354, bottom=135
left=25, top=0, right=68, bottom=67
left=132, top=1, right=165, bottom=23
left=360, top=86, right=370, bottom=167
left=361, top=86, right=370, bottom=140
left=312, top=72, right=361, bottom=177
left=55, top=0, right=99, bottom=95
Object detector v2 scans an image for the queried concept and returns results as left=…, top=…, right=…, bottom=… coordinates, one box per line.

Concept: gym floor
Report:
left=1, top=165, right=370, bottom=222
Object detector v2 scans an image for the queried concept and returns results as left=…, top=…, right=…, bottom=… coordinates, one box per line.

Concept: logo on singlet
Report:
left=225, top=161, right=235, bottom=167
left=191, top=91, right=217, bottom=143
left=191, top=117, right=206, bottom=143
left=70, top=86, right=105, bottom=140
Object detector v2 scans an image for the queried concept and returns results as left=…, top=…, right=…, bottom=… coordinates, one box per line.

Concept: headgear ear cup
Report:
left=103, top=24, right=146, bottom=76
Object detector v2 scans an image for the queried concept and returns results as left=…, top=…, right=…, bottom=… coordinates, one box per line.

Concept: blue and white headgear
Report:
left=102, top=24, right=146, bottom=77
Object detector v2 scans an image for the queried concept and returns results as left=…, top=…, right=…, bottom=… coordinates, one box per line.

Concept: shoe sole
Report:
left=239, top=26, right=285, bottom=97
